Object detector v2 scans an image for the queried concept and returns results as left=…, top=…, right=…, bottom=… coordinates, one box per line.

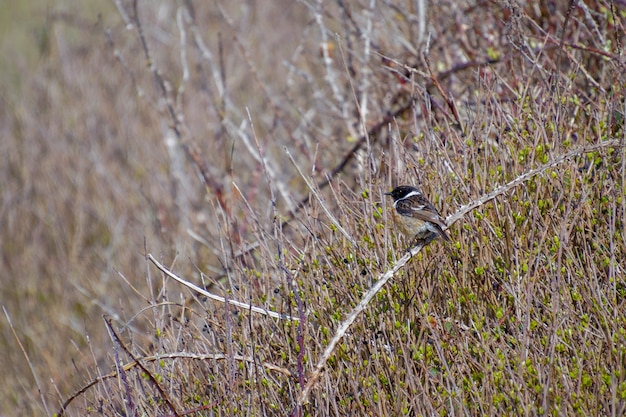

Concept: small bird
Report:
left=385, top=185, right=450, bottom=246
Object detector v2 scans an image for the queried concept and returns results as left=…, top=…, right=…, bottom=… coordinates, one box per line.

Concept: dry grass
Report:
left=1, top=0, right=625, bottom=415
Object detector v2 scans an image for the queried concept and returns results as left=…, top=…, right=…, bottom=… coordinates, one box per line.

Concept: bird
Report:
left=385, top=185, right=450, bottom=246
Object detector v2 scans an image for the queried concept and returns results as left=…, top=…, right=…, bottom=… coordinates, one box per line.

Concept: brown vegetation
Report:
left=1, top=0, right=625, bottom=415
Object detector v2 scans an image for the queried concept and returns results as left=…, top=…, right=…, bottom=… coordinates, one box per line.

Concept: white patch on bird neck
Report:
left=393, top=190, right=421, bottom=208
left=399, top=190, right=421, bottom=200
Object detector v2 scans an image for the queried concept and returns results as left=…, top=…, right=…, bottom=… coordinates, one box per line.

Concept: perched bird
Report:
left=385, top=185, right=450, bottom=246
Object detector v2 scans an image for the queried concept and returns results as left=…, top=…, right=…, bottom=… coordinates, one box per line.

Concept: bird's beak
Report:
left=384, top=191, right=392, bottom=196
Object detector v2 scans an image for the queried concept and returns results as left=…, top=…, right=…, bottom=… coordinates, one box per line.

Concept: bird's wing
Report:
left=396, top=196, right=447, bottom=227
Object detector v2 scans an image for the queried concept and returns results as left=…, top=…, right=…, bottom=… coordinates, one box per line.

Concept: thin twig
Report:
left=147, top=254, right=297, bottom=321
left=285, top=147, right=358, bottom=247
left=423, top=51, right=464, bottom=132
left=104, top=316, right=181, bottom=417
left=3, top=307, right=50, bottom=416
left=107, top=317, right=135, bottom=417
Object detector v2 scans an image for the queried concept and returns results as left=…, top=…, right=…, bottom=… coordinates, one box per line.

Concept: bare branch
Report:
left=147, top=254, right=298, bottom=321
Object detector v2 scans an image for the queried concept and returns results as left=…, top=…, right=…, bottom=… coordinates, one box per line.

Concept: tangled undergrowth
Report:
left=1, top=1, right=625, bottom=416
